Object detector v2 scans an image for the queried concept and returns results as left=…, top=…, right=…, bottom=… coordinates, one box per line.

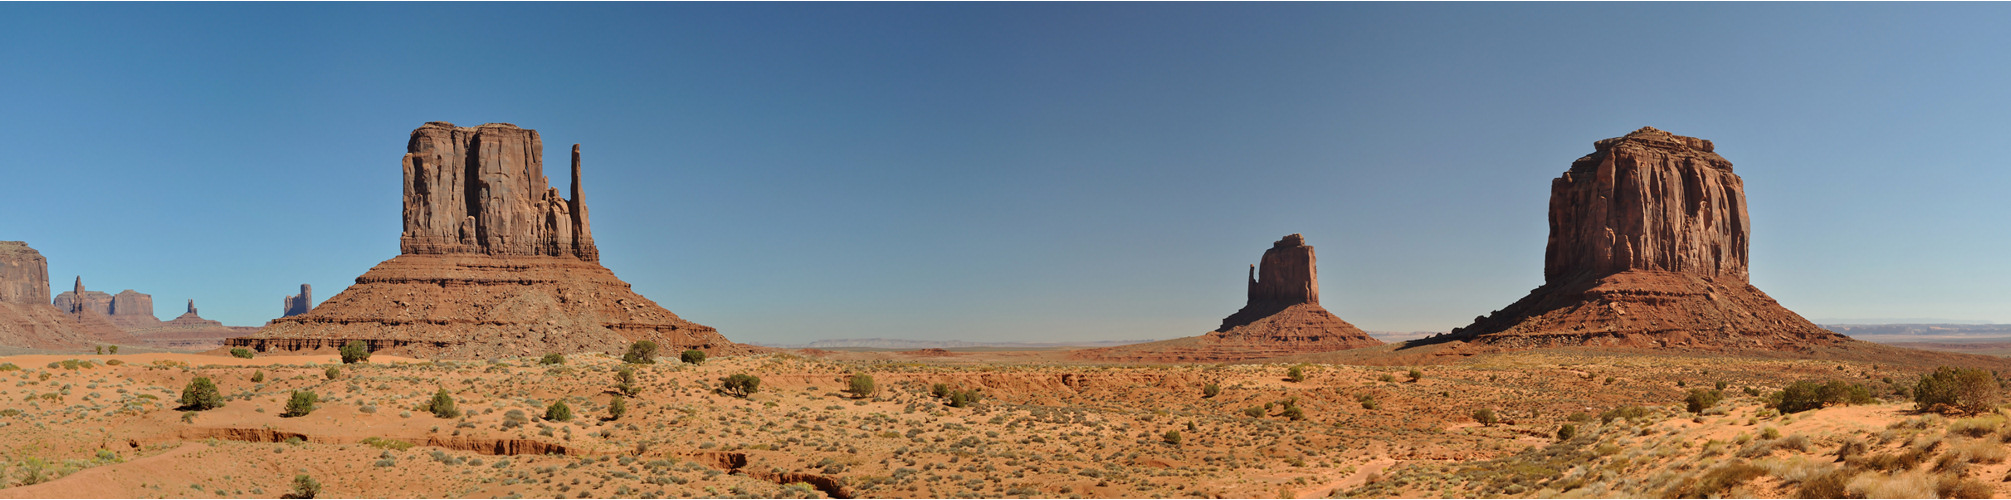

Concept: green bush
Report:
left=1686, top=388, right=1725, bottom=413
left=339, top=340, right=370, bottom=364
left=608, top=395, right=626, bottom=421
left=179, top=377, right=224, bottom=411
left=848, top=373, right=875, bottom=398
left=324, top=366, right=340, bottom=380
left=1163, top=430, right=1182, bottom=446
left=230, top=348, right=255, bottom=359
left=1358, top=394, right=1380, bottom=410
left=290, top=474, right=321, bottom=499
left=251, top=370, right=265, bottom=383
left=1281, top=404, right=1304, bottom=421
left=1244, top=406, right=1264, bottom=418
left=1772, top=379, right=1874, bottom=414
left=623, top=340, right=659, bottom=364
left=1556, top=424, right=1577, bottom=441
left=108, top=345, right=117, bottom=354
left=1287, top=365, right=1306, bottom=382
left=720, top=374, right=760, bottom=398
left=539, top=353, right=565, bottom=365
left=0, top=362, right=18, bottom=371
left=1599, top=406, right=1651, bottom=424
left=545, top=400, right=573, bottom=422
left=1915, top=366, right=2000, bottom=415
left=1472, top=408, right=1498, bottom=426
left=283, top=390, right=318, bottom=417
left=679, top=349, right=706, bottom=365
left=930, top=383, right=951, bottom=398
left=1407, top=368, right=1424, bottom=382
left=1202, top=382, right=1220, bottom=398
left=616, top=366, right=640, bottom=397
left=424, top=388, right=460, bottom=418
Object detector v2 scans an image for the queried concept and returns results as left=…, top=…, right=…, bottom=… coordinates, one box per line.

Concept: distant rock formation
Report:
left=129, top=299, right=253, bottom=350
left=1074, top=234, right=1382, bottom=362
left=1448, top=127, right=1846, bottom=350
left=282, top=284, right=312, bottom=317
left=0, top=242, right=136, bottom=348
left=53, top=278, right=164, bottom=330
left=230, top=122, right=743, bottom=359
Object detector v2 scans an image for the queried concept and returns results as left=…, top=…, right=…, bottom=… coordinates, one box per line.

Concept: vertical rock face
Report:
left=0, top=241, right=50, bottom=305
left=53, top=279, right=161, bottom=330
left=1074, top=234, right=1380, bottom=363
left=1454, top=128, right=1844, bottom=349
left=282, top=284, right=312, bottom=317
left=110, top=290, right=153, bottom=319
left=1545, top=127, right=1748, bottom=284
left=232, top=122, right=741, bottom=359
left=399, top=122, right=598, bottom=260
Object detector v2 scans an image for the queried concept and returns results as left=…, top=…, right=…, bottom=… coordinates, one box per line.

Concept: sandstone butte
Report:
left=54, top=276, right=168, bottom=331
left=1074, top=233, right=1383, bottom=362
left=0, top=241, right=136, bottom=348
left=126, top=299, right=258, bottom=350
left=228, top=122, right=744, bottom=359
left=1444, top=126, right=1849, bottom=350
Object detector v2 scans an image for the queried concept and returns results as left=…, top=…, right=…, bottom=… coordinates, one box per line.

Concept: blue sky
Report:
left=3, top=3, right=2009, bottom=343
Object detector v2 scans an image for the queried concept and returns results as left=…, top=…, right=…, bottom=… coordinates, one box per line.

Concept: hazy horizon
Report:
left=6, top=3, right=2010, bottom=344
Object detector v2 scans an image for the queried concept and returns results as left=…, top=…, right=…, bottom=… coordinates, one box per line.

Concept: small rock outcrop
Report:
left=129, top=299, right=253, bottom=350
left=54, top=278, right=164, bottom=330
left=230, top=122, right=744, bottom=359
left=282, top=284, right=312, bottom=317
left=1449, top=127, right=1846, bottom=349
left=1074, top=234, right=1382, bottom=362
left=0, top=242, right=135, bottom=348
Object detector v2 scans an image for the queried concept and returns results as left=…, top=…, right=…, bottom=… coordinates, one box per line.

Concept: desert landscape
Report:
left=7, top=3, right=2011, bottom=499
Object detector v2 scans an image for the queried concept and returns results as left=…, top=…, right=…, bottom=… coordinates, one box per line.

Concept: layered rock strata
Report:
left=0, top=242, right=135, bottom=348
left=1075, top=234, right=1381, bottom=362
left=231, top=122, right=740, bottom=359
left=1451, top=127, right=1845, bottom=349
left=54, top=278, right=164, bottom=330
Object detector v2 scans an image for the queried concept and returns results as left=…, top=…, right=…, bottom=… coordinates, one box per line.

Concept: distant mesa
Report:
left=1443, top=127, right=1848, bottom=350
left=1074, top=233, right=1382, bottom=362
left=282, top=284, right=312, bottom=317
left=228, top=122, right=744, bottom=359
left=54, top=277, right=163, bottom=330
left=129, top=298, right=256, bottom=350
left=0, top=242, right=136, bottom=348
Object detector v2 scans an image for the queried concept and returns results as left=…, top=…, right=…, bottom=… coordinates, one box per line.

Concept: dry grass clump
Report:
left=1661, top=460, right=1766, bottom=498
left=1845, top=470, right=1936, bottom=499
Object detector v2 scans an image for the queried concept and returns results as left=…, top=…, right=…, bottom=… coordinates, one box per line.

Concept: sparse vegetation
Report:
left=1472, top=408, right=1497, bottom=426
left=339, top=340, right=370, bottom=364
left=1407, top=368, right=1424, bottom=382
left=1772, top=379, right=1873, bottom=413
left=251, top=370, right=265, bottom=383
left=540, top=353, right=565, bottom=365
left=1202, top=382, right=1220, bottom=398
left=324, top=366, right=340, bottom=380
left=720, top=374, right=760, bottom=398
left=1286, top=364, right=1307, bottom=382
left=847, top=373, right=875, bottom=398
left=545, top=400, right=573, bottom=422
left=424, top=388, right=460, bottom=418
left=230, top=348, right=255, bottom=359
left=680, top=349, right=706, bottom=365
left=608, top=395, right=627, bottom=421
left=616, top=366, right=640, bottom=397
left=289, top=474, right=321, bottom=499
left=1163, top=429, right=1182, bottom=446
left=1685, top=387, right=1724, bottom=413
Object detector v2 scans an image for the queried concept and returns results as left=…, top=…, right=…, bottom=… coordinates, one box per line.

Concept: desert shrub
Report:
left=1666, top=460, right=1767, bottom=498
left=616, top=367, right=640, bottom=397
left=1202, top=382, right=1220, bottom=398
left=339, top=340, right=369, bottom=364
left=720, top=374, right=760, bottom=398
left=1914, top=366, right=2000, bottom=415
left=1936, top=475, right=1993, bottom=498
left=108, top=345, right=117, bottom=354
left=535, top=400, right=572, bottom=423
left=680, top=349, right=706, bottom=365
left=1846, top=471, right=1935, bottom=498
left=1358, top=394, right=1380, bottom=410
left=1472, top=408, right=1497, bottom=426
left=1834, top=439, right=1869, bottom=462
left=230, top=348, right=255, bottom=359
left=0, top=362, right=17, bottom=371
left=324, top=366, right=340, bottom=380
left=1761, top=426, right=1782, bottom=440
left=1565, top=411, right=1591, bottom=422
left=289, top=474, right=322, bottom=499
left=283, top=390, right=318, bottom=417
left=105, top=359, right=122, bottom=365
left=1685, top=388, right=1725, bottom=413
left=1407, top=368, right=1424, bottom=382
left=1377, top=373, right=1395, bottom=383
left=1163, top=430, right=1181, bottom=446
left=539, top=353, right=565, bottom=365
left=1281, top=404, right=1304, bottom=421
left=424, top=388, right=460, bottom=418
left=1599, top=405, right=1651, bottom=424
left=608, top=395, right=626, bottom=421
left=1556, top=424, right=1576, bottom=441
left=96, top=345, right=103, bottom=355
left=1948, top=415, right=2004, bottom=438
left=1772, top=379, right=1873, bottom=414
left=362, top=437, right=414, bottom=451
left=1244, top=407, right=1264, bottom=418
left=930, top=383, right=951, bottom=398
left=251, top=370, right=265, bottom=383
left=1796, top=469, right=1854, bottom=499
left=179, top=377, right=224, bottom=411
left=1286, top=365, right=1306, bottom=382
left=501, top=409, right=529, bottom=429
left=848, top=373, right=875, bottom=398
left=623, top=340, right=659, bottom=364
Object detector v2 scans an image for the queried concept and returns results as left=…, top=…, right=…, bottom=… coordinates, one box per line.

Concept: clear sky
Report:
left=4, top=3, right=2009, bottom=343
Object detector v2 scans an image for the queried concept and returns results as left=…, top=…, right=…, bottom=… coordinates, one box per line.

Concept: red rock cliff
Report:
left=1546, top=127, right=1748, bottom=284
left=0, top=241, right=49, bottom=305
left=400, top=122, right=598, bottom=261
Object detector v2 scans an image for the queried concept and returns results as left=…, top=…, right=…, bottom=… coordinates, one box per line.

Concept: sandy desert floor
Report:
left=0, top=348, right=2005, bottom=498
